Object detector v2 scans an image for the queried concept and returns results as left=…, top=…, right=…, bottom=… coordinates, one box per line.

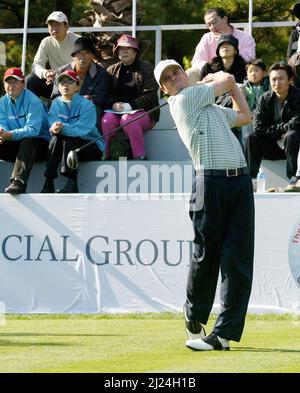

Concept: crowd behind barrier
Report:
left=1, top=7, right=300, bottom=194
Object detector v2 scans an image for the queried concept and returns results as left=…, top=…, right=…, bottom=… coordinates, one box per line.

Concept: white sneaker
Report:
left=186, top=332, right=230, bottom=351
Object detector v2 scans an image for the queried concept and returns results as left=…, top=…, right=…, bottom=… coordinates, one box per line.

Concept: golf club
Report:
left=66, top=101, right=168, bottom=169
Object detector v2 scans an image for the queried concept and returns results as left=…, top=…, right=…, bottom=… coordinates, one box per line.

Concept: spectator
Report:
left=26, top=11, right=80, bottom=100
left=244, top=62, right=300, bottom=186
left=199, top=34, right=247, bottom=145
left=52, top=36, right=109, bottom=130
left=101, top=34, right=159, bottom=160
left=199, top=35, right=246, bottom=84
left=244, top=59, right=269, bottom=112
left=41, top=70, right=104, bottom=193
left=241, top=59, right=269, bottom=139
left=287, top=2, right=300, bottom=60
left=0, top=67, right=50, bottom=194
left=187, top=7, right=255, bottom=85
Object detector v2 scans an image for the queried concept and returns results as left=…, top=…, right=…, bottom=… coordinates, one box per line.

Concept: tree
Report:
left=0, top=0, right=298, bottom=79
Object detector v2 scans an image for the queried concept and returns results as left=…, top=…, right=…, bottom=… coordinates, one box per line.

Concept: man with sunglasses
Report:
left=187, top=7, right=256, bottom=85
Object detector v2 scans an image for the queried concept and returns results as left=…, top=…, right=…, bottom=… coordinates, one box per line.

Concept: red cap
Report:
left=3, top=68, right=25, bottom=81
left=113, top=34, right=139, bottom=55
left=57, top=69, right=80, bottom=83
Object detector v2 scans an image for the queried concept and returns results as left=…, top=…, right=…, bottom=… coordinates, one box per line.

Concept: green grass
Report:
left=0, top=313, right=299, bottom=373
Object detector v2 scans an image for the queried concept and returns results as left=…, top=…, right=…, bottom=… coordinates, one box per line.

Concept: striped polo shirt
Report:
left=168, top=84, right=247, bottom=170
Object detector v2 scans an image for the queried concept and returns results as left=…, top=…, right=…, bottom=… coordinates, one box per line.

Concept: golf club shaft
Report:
left=74, top=101, right=168, bottom=154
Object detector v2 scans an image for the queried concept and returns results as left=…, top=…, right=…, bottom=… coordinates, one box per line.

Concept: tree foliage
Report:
left=0, top=0, right=298, bottom=83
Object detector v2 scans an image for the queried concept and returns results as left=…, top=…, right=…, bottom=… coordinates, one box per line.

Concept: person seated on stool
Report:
left=41, top=70, right=104, bottom=193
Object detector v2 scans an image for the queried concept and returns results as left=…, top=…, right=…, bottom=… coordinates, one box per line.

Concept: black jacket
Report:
left=106, top=59, right=160, bottom=123
left=253, top=84, right=300, bottom=140
left=287, top=28, right=300, bottom=60
left=199, top=55, right=247, bottom=84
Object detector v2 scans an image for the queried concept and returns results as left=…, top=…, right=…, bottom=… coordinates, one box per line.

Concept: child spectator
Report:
left=41, top=70, right=104, bottom=193
left=242, top=59, right=269, bottom=139
left=244, top=59, right=269, bottom=112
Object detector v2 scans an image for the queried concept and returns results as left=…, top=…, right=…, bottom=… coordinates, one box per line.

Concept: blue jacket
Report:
left=0, top=89, right=50, bottom=141
left=49, top=93, right=105, bottom=151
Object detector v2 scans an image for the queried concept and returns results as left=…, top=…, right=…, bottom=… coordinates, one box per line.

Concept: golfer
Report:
left=154, top=60, right=254, bottom=351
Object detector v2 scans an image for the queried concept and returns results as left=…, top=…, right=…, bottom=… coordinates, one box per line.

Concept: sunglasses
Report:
left=58, top=78, right=76, bottom=85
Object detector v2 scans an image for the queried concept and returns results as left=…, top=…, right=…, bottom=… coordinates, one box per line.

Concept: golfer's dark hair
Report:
left=269, top=61, right=294, bottom=80
left=204, top=8, right=229, bottom=24
left=246, top=59, right=267, bottom=72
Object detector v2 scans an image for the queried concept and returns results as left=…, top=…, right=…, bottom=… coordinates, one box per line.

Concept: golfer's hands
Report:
left=45, top=69, right=56, bottom=85
left=198, top=71, right=227, bottom=84
left=50, top=121, right=63, bottom=134
left=0, top=128, right=12, bottom=144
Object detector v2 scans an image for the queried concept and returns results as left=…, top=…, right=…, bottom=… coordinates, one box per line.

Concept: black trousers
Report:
left=44, top=134, right=103, bottom=179
left=0, top=138, right=48, bottom=184
left=26, top=73, right=53, bottom=100
left=186, top=173, right=254, bottom=342
left=244, top=130, right=300, bottom=179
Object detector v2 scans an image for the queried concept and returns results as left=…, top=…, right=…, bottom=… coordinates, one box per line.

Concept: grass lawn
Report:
left=0, top=313, right=299, bottom=373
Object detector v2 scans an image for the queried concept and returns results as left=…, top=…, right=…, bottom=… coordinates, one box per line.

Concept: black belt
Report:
left=196, top=167, right=249, bottom=177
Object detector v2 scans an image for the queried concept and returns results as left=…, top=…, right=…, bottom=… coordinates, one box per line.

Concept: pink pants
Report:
left=101, top=111, right=154, bottom=158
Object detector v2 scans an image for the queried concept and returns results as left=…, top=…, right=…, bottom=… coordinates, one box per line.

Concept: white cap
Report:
left=46, top=11, right=68, bottom=24
left=154, top=59, right=184, bottom=85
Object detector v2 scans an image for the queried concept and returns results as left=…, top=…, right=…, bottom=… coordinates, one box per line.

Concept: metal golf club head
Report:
left=67, top=150, right=79, bottom=170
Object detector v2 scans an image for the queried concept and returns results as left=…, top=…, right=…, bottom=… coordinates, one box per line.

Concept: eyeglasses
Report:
left=58, top=78, right=76, bottom=85
left=206, top=18, right=221, bottom=28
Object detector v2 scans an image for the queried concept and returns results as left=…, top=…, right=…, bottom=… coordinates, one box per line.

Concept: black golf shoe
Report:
left=41, top=178, right=55, bottom=193
left=5, top=179, right=26, bottom=195
left=186, top=332, right=230, bottom=351
left=57, top=178, right=79, bottom=193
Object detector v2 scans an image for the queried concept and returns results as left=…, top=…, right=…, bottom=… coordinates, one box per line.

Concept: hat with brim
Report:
left=57, top=69, right=80, bottom=83
left=294, top=3, right=300, bottom=19
left=3, top=67, right=25, bottom=81
left=216, top=34, right=239, bottom=56
left=71, top=37, right=96, bottom=57
left=113, top=34, right=139, bottom=55
left=46, top=11, right=68, bottom=24
left=154, top=59, right=184, bottom=86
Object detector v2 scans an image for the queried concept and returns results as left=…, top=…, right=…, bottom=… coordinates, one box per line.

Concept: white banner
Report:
left=0, top=194, right=299, bottom=314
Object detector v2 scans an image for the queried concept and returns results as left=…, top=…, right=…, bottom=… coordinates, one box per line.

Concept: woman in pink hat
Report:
left=101, top=34, right=159, bottom=160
